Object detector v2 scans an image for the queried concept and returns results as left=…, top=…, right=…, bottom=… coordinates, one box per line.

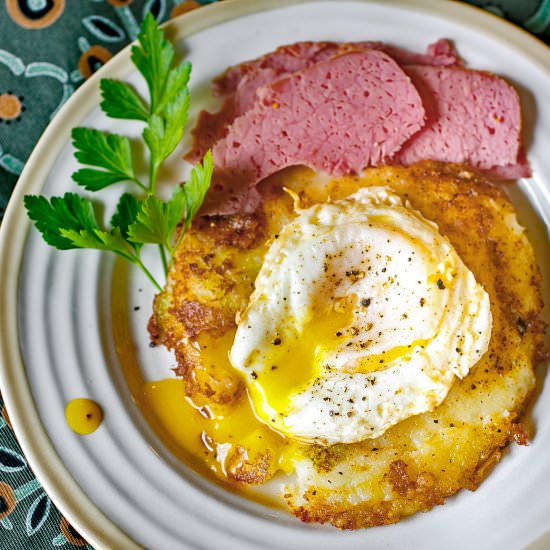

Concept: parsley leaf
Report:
left=143, top=89, right=190, bottom=190
left=71, top=128, right=142, bottom=191
left=24, top=193, right=100, bottom=250
left=156, top=61, right=191, bottom=115
left=127, top=185, right=186, bottom=251
left=110, top=192, right=141, bottom=249
left=182, top=150, right=213, bottom=233
left=24, top=192, right=162, bottom=290
left=131, top=12, right=173, bottom=115
left=60, top=227, right=129, bottom=258
left=99, top=79, right=149, bottom=122
left=127, top=151, right=212, bottom=253
left=24, top=191, right=132, bottom=261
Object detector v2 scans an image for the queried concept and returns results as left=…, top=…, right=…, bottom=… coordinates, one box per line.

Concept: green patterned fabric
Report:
left=0, top=0, right=548, bottom=548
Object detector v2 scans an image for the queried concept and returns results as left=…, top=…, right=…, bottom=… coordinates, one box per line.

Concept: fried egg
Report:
left=230, top=187, right=491, bottom=444
left=148, top=162, right=545, bottom=528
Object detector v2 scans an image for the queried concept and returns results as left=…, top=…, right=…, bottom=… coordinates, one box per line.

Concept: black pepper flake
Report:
left=516, top=317, right=527, bottom=335
left=420, top=297, right=426, bottom=307
left=251, top=371, right=258, bottom=379
left=133, top=306, right=140, bottom=311
left=336, top=331, right=343, bottom=337
left=361, top=298, right=371, bottom=307
left=437, top=278, right=446, bottom=289
left=271, top=365, right=278, bottom=370
left=272, top=337, right=282, bottom=346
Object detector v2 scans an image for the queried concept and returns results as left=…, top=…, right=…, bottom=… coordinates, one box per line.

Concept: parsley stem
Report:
left=135, top=257, right=162, bottom=292
left=149, top=161, right=159, bottom=195
left=132, top=177, right=147, bottom=192
left=158, top=244, right=168, bottom=276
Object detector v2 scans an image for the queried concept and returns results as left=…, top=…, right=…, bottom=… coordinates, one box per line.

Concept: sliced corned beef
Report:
left=187, top=39, right=457, bottom=163
left=213, top=39, right=459, bottom=96
left=201, top=49, right=425, bottom=215
left=187, top=67, right=281, bottom=163
left=396, top=65, right=529, bottom=178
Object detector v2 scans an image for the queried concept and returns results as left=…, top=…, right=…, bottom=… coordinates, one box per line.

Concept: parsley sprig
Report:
left=24, top=14, right=212, bottom=291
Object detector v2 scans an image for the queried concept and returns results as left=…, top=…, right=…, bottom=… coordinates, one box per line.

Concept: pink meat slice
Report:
left=186, top=68, right=281, bottom=163
left=187, top=39, right=457, bottom=163
left=213, top=39, right=459, bottom=96
left=202, top=49, right=425, bottom=215
left=396, top=65, right=530, bottom=178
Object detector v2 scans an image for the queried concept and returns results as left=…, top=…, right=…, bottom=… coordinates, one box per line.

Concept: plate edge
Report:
left=1, top=0, right=550, bottom=549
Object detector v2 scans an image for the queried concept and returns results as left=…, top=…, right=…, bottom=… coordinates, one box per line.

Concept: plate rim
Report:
left=1, top=0, right=550, bottom=548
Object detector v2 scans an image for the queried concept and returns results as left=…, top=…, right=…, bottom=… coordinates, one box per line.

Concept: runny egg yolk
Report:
left=111, top=261, right=301, bottom=486
left=140, top=334, right=302, bottom=483
left=248, top=303, right=355, bottom=420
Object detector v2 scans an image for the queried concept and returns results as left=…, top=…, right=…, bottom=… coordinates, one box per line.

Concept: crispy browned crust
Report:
left=151, top=161, right=546, bottom=521
left=226, top=448, right=273, bottom=485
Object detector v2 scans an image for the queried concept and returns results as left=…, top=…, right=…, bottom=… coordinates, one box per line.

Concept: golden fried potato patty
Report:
left=150, top=162, right=545, bottom=528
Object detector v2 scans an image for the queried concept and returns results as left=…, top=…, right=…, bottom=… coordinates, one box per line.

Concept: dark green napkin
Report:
left=0, top=1, right=548, bottom=548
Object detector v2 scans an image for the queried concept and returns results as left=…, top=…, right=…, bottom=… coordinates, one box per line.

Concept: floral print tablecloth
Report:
left=0, top=0, right=549, bottom=548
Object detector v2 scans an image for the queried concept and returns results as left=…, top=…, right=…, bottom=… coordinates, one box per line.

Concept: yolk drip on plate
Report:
left=141, top=377, right=300, bottom=481
left=110, top=262, right=306, bottom=488
left=65, top=398, right=103, bottom=435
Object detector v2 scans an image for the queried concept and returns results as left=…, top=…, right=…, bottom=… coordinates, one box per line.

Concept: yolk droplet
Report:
left=65, top=398, right=103, bottom=435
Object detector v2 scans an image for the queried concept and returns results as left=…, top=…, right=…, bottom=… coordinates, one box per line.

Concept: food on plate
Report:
left=203, top=49, right=425, bottom=214
left=396, top=65, right=529, bottom=178
left=186, top=39, right=459, bottom=163
left=24, top=19, right=545, bottom=530
left=146, top=39, right=544, bottom=528
left=149, top=162, right=545, bottom=528
left=211, top=38, right=459, bottom=97
left=191, top=41, right=527, bottom=216
left=65, top=398, right=103, bottom=435
left=230, top=186, right=491, bottom=445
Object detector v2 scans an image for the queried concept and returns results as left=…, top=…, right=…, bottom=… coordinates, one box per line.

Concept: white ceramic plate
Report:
left=1, top=1, right=550, bottom=548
